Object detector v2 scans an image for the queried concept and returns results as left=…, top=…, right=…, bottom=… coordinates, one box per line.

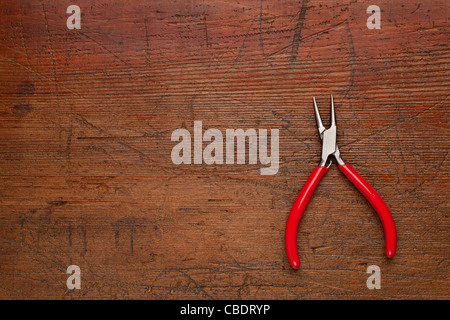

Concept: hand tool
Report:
left=284, top=96, right=397, bottom=269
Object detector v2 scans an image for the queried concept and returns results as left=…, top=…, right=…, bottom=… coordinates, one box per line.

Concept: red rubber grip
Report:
left=285, top=166, right=328, bottom=269
left=338, top=164, right=397, bottom=258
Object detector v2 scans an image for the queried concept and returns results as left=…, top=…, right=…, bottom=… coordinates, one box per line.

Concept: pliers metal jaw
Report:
left=314, top=96, right=345, bottom=167
left=285, top=96, right=397, bottom=270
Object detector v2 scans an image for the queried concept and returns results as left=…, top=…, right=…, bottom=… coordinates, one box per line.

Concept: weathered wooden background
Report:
left=0, top=0, right=448, bottom=299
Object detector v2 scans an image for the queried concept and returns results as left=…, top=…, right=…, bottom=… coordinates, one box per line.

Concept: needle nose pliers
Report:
left=285, top=96, right=397, bottom=269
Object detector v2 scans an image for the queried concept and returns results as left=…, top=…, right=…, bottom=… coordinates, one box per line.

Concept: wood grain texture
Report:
left=0, top=0, right=448, bottom=299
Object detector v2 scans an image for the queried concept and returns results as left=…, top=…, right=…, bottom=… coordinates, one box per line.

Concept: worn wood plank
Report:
left=0, top=0, right=448, bottom=299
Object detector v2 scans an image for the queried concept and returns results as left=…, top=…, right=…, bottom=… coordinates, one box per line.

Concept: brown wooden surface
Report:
left=0, top=0, right=448, bottom=299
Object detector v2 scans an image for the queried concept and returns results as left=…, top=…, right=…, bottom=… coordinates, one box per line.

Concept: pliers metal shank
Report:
left=314, top=96, right=344, bottom=167
left=284, top=96, right=397, bottom=270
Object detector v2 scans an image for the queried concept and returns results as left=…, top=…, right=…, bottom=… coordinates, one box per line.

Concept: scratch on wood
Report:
left=41, top=4, right=62, bottom=141
left=180, top=270, right=213, bottom=299
left=144, top=18, right=151, bottom=68
left=290, top=0, right=309, bottom=63
left=19, top=21, right=30, bottom=63
left=233, top=18, right=256, bottom=65
left=259, top=0, right=265, bottom=55
left=344, top=21, right=357, bottom=98
left=48, top=200, right=67, bottom=206
left=203, top=15, right=210, bottom=48
left=75, top=30, right=135, bottom=72
left=269, top=19, right=346, bottom=57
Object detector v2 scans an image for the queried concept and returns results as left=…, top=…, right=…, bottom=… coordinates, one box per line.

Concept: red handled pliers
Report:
left=285, top=96, right=397, bottom=269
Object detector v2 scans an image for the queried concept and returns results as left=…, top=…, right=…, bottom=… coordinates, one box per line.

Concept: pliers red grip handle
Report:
left=285, top=164, right=397, bottom=269
left=285, top=166, right=328, bottom=269
left=338, top=164, right=397, bottom=258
